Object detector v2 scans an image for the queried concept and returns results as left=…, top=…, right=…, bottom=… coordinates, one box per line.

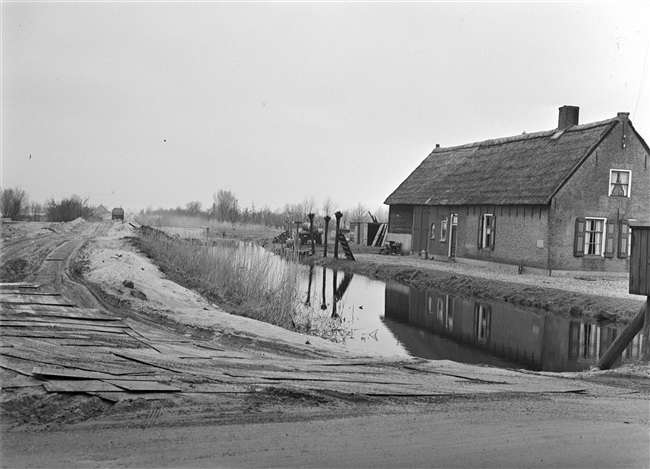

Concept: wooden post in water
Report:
left=323, top=215, right=331, bottom=257
left=597, top=221, right=650, bottom=369
left=334, top=211, right=343, bottom=259
left=308, top=213, right=315, bottom=255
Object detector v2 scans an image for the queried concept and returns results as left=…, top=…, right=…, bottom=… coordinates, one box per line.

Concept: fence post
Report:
left=334, top=211, right=343, bottom=259
left=308, top=213, right=315, bottom=255
left=323, top=215, right=331, bottom=257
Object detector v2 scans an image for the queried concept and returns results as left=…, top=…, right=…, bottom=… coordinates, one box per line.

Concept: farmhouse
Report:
left=93, top=204, right=112, bottom=221
left=384, top=106, right=650, bottom=274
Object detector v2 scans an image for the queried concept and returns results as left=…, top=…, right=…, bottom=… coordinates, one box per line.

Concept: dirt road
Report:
left=1, top=220, right=648, bottom=468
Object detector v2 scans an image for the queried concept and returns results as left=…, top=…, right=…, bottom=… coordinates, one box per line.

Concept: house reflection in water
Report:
left=383, top=281, right=644, bottom=372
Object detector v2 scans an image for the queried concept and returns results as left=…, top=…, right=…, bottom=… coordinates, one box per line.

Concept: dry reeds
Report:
left=136, top=227, right=302, bottom=329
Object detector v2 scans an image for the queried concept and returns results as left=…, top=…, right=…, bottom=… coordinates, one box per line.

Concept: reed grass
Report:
left=136, top=213, right=270, bottom=233
left=136, top=227, right=303, bottom=329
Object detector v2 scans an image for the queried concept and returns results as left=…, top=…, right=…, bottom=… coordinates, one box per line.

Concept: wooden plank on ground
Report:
left=112, top=351, right=182, bottom=373
left=0, top=290, right=61, bottom=296
left=32, top=366, right=165, bottom=381
left=0, top=294, right=76, bottom=306
left=88, top=392, right=174, bottom=402
left=0, top=322, right=130, bottom=334
left=43, top=380, right=124, bottom=393
left=0, top=374, right=44, bottom=389
left=0, top=328, right=91, bottom=339
left=222, top=369, right=415, bottom=385
left=0, top=283, right=40, bottom=289
left=0, top=354, right=39, bottom=376
left=172, top=382, right=251, bottom=394
left=103, top=379, right=181, bottom=392
left=0, top=306, right=120, bottom=321
left=1, top=347, right=152, bottom=376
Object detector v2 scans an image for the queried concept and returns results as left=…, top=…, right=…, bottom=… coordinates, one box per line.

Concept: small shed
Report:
left=349, top=222, right=387, bottom=246
left=94, top=204, right=112, bottom=221
left=111, top=207, right=125, bottom=220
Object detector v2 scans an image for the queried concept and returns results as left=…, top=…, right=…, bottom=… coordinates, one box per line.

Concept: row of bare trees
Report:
left=3, top=185, right=387, bottom=227
left=1, top=186, right=96, bottom=222
left=141, top=190, right=387, bottom=230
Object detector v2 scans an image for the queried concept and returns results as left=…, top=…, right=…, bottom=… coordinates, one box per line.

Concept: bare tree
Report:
left=28, top=201, right=44, bottom=221
left=322, top=196, right=335, bottom=217
left=373, top=205, right=389, bottom=223
left=45, top=195, right=94, bottom=222
left=302, top=196, right=316, bottom=218
left=0, top=186, right=29, bottom=220
left=348, top=202, right=368, bottom=223
left=185, top=201, right=202, bottom=214
left=214, top=190, right=239, bottom=222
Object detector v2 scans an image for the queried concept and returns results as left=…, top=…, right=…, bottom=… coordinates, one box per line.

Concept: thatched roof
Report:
left=385, top=117, right=622, bottom=206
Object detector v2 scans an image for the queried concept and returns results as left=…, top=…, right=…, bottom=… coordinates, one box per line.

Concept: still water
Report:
left=301, top=264, right=645, bottom=372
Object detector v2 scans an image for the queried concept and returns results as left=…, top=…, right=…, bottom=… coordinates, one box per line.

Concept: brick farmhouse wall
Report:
left=422, top=205, right=551, bottom=269
left=548, top=118, right=650, bottom=272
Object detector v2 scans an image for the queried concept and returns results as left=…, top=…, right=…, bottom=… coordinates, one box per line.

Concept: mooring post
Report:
left=597, top=221, right=650, bottom=369
left=323, top=215, right=331, bottom=257
left=641, top=296, right=650, bottom=362
left=308, top=213, right=315, bottom=255
left=294, top=221, right=301, bottom=257
left=334, top=211, right=343, bottom=259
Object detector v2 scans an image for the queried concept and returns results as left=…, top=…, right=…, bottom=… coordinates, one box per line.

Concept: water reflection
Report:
left=383, top=282, right=645, bottom=372
left=215, top=241, right=644, bottom=373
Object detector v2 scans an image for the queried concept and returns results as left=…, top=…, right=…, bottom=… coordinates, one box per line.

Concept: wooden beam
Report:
left=596, top=300, right=647, bottom=370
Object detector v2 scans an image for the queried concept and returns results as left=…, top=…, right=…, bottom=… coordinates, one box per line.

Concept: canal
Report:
left=300, top=264, right=645, bottom=372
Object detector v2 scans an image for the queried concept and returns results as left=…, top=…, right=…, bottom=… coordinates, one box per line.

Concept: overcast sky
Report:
left=2, top=1, right=649, bottom=215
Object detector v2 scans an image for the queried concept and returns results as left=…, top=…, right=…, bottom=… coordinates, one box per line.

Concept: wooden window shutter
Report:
left=574, top=218, right=585, bottom=257
left=490, top=215, right=496, bottom=250
left=477, top=214, right=484, bottom=249
left=604, top=220, right=615, bottom=258
left=618, top=222, right=629, bottom=258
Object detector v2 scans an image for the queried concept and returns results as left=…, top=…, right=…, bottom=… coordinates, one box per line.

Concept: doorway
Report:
left=448, top=214, right=458, bottom=259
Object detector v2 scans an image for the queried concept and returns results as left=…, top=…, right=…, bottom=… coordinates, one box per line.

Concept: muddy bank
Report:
left=307, top=255, right=644, bottom=324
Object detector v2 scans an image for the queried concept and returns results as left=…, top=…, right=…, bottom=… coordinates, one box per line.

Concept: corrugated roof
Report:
left=384, top=117, right=619, bottom=206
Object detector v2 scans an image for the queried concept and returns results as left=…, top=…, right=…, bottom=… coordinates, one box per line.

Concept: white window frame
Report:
left=440, top=217, right=448, bottom=242
left=608, top=169, right=632, bottom=197
left=480, top=214, right=494, bottom=249
left=584, top=217, right=607, bottom=256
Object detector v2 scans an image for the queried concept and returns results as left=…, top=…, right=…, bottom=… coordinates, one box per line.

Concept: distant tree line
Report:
left=0, top=186, right=98, bottom=222
left=2, top=185, right=388, bottom=227
left=139, top=189, right=388, bottom=230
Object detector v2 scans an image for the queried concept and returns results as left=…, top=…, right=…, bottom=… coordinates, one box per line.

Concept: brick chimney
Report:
left=558, top=105, right=579, bottom=130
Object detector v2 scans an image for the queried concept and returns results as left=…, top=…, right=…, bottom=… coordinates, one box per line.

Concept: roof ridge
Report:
left=431, top=117, right=618, bottom=153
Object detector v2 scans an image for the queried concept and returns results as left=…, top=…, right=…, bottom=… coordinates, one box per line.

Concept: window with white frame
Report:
left=574, top=217, right=614, bottom=257
left=440, top=217, right=448, bottom=242
left=584, top=218, right=604, bottom=255
left=609, top=169, right=631, bottom=197
left=478, top=214, right=495, bottom=249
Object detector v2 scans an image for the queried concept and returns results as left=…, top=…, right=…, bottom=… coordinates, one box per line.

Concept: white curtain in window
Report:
left=585, top=219, right=603, bottom=255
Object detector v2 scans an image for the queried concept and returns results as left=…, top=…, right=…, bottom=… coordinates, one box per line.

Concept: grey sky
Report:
left=2, top=1, right=649, bottom=215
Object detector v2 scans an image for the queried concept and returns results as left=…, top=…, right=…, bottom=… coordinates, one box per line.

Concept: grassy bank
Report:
left=133, top=227, right=303, bottom=329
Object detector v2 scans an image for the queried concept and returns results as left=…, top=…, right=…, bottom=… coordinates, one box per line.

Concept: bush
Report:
left=1, top=186, right=28, bottom=220
left=46, top=196, right=95, bottom=222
